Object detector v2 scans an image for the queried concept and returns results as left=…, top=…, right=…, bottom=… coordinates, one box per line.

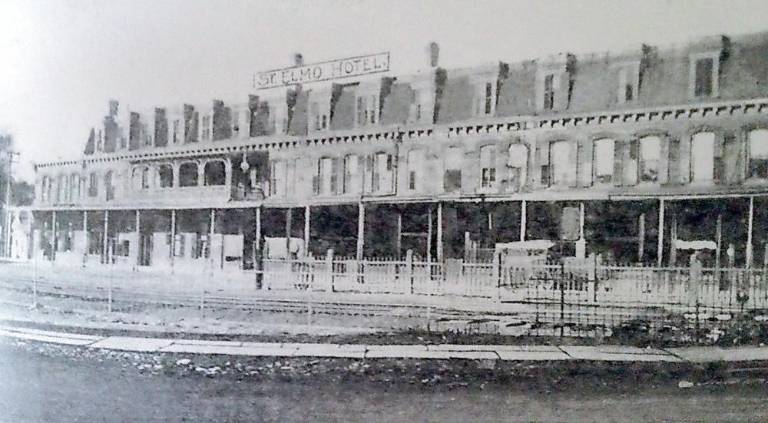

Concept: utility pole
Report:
left=2, top=150, right=19, bottom=258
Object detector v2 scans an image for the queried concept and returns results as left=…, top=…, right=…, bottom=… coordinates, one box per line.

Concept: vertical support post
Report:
left=638, top=213, right=646, bottom=262
left=170, top=209, right=176, bottom=272
left=285, top=207, right=292, bottom=258
left=304, top=205, right=310, bottom=257
left=426, top=206, right=433, bottom=263
left=436, top=202, right=443, bottom=262
left=82, top=210, right=88, bottom=267
left=520, top=200, right=527, bottom=242
left=51, top=211, right=57, bottom=262
left=578, top=202, right=585, bottom=240
left=209, top=209, right=216, bottom=271
left=395, top=211, right=402, bottom=260
left=102, top=210, right=109, bottom=265
left=670, top=213, right=678, bottom=266
left=747, top=196, right=755, bottom=268
left=255, top=206, right=262, bottom=289
left=135, top=209, right=141, bottom=270
left=356, top=202, right=365, bottom=261
left=715, top=213, right=722, bottom=270
left=657, top=199, right=665, bottom=267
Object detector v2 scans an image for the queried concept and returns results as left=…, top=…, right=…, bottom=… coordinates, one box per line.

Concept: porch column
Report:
left=170, top=209, right=176, bottom=272
left=255, top=207, right=262, bottom=254
left=520, top=200, right=527, bottom=242
left=102, top=210, right=109, bottom=264
left=304, top=205, right=310, bottom=256
left=82, top=210, right=88, bottom=265
left=747, top=196, right=754, bottom=268
left=436, top=202, right=443, bottom=262
left=657, top=199, right=665, bottom=267
left=715, top=214, right=722, bottom=270
left=638, top=213, right=646, bottom=262
left=576, top=202, right=586, bottom=259
left=285, top=208, right=292, bottom=257
left=426, top=206, right=433, bottom=262
left=395, top=211, right=402, bottom=259
left=135, top=210, right=141, bottom=269
left=356, top=202, right=365, bottom=260
left=209, top=209, right=216, bottom=269
left=51, top=211, right=57, bottom=262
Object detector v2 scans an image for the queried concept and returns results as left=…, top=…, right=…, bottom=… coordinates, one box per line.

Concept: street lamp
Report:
left=1, top=150, right=20, bottom=258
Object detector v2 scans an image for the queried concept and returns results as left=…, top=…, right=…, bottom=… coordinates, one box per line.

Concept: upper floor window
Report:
left=201, top=115, right=211, bottom=141
left=343, top=154, right=360, bottom=194
left=485, top=82, right=493, bottom=115
left=315, top=157, right=336, bottom=195
left=748, top=129, right=768, bottom=179
left=549, top=140, right=573, bottom=187
left=639, top=135, right=661, bottom=183
left=444, top=146, right=463, bottom=192
left=178, top=162, right=199, bottom=187
left=593, top=138, right=615, bottom=184
left=70, top=174, right=80, bottom=200
left=691, top=132, right=715, bottom=183
left=156, top=164, right=174, bottom=188
left=172, top=120, right=180, bottom=144
left=479, top=145, right=496, bottom=189
left=507, top=144, right=527, bottom=192
left=371, top=152, right=394, bottom=193
left=543, top=74, right=555, bottom=111
left=204, top=160, right=226, bottom=186
left=407, top=149, right=425, bottom=192
left=370, top=95, right=377, bottom=124
left=269, top=160, right=286, bottom=196
left=690, top=54, right=719, bottom=98
left=104, top=171, right=115, bottom=201
left=232, top=112, right=240, bottom=137
left=56, top=175, right=66, bottom=203
left=616, top=65, right=639, bottom=104
left=88, top=172, right=98, bottom=197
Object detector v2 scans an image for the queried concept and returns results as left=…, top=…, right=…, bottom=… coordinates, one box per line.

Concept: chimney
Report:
left=294, top=53, right=304, bottom=67
left=108, top=99, right=119, bottom=117
left=428, top=42, right=439, bottom=68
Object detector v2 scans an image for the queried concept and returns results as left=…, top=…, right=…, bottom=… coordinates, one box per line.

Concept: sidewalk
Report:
left=3, top=323, right=768, bottom=363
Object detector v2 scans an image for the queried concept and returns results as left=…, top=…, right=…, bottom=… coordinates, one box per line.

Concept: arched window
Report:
left=507, top=144, right=528, bottom=192
left=179, top=162, right=199, bottom=187
left=443, top=147, right=463, bottom=192
left=639, top=135, right=661, bottom=183
left=315, top=157, right=335, bottom=195
left=70, top=174, right=80, bottom=200
left=132, top=167, right=145, bottom=191
left=88, top=172, right=98, bottom=197
left=691, top=132, right=715, bottom=183
left=156, top=164, right=174, bottom=188
left=343, top=154, right=360, bottom=194
left=593, top=138, right=615, bottom=184
left=549, top=140, right=574, bottom=187
left=748, top=129, right=768, bottom=179
left=104, top=171, right=115, bottom=201
left=204, top=160, right=226, bottom=186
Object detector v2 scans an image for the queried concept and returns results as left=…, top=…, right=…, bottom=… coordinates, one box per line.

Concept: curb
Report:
left=2, top=324, right=767, bottom=363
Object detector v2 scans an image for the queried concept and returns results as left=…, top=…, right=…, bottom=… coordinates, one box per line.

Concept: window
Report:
left=617, top=66, right=638, bottom=104
left=57, top=175, right=67, bottom=203
left=748, top=129, right=768, bottom=179
left=444, top=146, right=463, bottom=192
left=543, top=74, right=555, bottom=111
left=691, top=132, right=715, bottom=183
left=270, top=160, right=286, bottom=196
left=479, top=145, right=496, bottom=189
left=88, top=172, right=98, bottom=197
left=507, top=144, right=527, bottom=192
left=639, top=136, right=661, bottom=183
left=407, top=149, right=425, bottom=191
left=593, top=138, right=615, bottom=183
left=232, top=112, right=240, bottom=137
left=356, top=97, right=365, bottom=126
left=141, top=167, right=150, bottom=189
left=485, top=82, right=493, bottom=115
left=172, top=120, right=180, bottom=144
left=694, top=57, right=715, bottom=97
left=310, top=102, right=320, bottom=130
left=370, top=95, right=377, bottom=124
left=316, top=157, right=334, bottom=195
left=343, top=154, right=360, bottom=194
left=371, top=152, right=393, bottom=193
left=40, top=177, right=49, bottom=203
left=179, top=162, right=199, bottom=187
left=70, top=174, right=80, bottom=200
left=549, top=140, right=573, bottom=186
left=104, top=171, right=114, bottom=201
left=156, top=164, right=174, bottom=188
left=204, top=160, right=226, bottom=186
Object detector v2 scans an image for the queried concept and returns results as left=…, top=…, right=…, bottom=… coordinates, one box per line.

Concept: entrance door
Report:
left=139, top=234, right=152, bottom=266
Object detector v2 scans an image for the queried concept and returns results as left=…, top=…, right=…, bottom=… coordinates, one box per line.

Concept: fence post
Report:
left=406, top=249, right=414, bottom=295
left=560, top=261, right=566, bottom=338
left=107, top=262, right=113, bottom=313
left=326, top=249, right=334, bottom=293
left=493, top=251, right=502, bottom=303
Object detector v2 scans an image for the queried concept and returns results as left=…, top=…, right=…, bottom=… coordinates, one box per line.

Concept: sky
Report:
left=0, top=0, right=767, bottom=181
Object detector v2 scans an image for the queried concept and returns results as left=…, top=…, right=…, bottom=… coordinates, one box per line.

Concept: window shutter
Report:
left=668, top=137, right=681, bottom=184
left=330, top=157, right=340, bottom=194
left=356, top=155, right=364, bottom=193
left=713, top=133, right=725, bottom=184
left=613, top=140, right=624, bottom=187
left=658, top=135, right=670, bottom=185
left=679, top=134, right=691, bottom=184
left=723, top=132, right=742, bottom=185
left=568, top=140, right=579, bottom=188
left=537, top=140, right=550, bottom=186
left=364, top=155, right=374, bottom=192
left=579, top=138, right=593, bottom=187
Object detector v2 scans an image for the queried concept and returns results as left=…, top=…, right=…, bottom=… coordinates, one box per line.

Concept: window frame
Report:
left=689, top=52, right=720, bottom=99
left=592, top=138, right=615, bottom=184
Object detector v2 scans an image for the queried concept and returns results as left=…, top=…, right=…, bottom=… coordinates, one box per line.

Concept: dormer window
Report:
left=616, top=63, right=640, bottom=104
left=690, top=53, right=720, bottom=98
left=543, top=74, right=555, bottom=111
left=475, top=82, right=495, bottom=116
